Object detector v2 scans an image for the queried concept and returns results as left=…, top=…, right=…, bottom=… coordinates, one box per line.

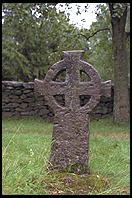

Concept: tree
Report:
left=83, top=4, right=114, bottom=82
left=108, top=3, right=130, bottom=123
left=68, top=3, right=130, bottom=123
left=2, top=3, right=85, bottom=81
left=2, top=3, right=62, bottom=81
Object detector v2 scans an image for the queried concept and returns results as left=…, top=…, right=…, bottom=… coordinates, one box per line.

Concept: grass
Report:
left=2, top=117, right=130, bottom=195
left=90, top=117, right=130, bottom=138
left=2, top=117, right=53, bottom=135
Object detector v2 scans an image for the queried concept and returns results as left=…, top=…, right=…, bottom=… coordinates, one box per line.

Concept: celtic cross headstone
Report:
left=34, top=50, right=111, bottom=174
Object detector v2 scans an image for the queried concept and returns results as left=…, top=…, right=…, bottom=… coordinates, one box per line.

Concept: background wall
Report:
left=2, top=81, right=124, bottom=122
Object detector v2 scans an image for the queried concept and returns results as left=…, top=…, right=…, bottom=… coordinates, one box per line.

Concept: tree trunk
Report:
left=110, top=5, right=130, bottom=123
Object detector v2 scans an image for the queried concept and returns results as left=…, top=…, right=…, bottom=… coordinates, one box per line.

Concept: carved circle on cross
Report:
left=43, top=51, right=102, bottom=113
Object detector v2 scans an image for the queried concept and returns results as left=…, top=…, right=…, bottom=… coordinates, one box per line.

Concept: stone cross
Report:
left=34, top=50, right=111, bottom=174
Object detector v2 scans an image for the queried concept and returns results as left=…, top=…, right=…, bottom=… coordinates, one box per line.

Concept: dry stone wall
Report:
left=2, top=80, right=120, bottom=121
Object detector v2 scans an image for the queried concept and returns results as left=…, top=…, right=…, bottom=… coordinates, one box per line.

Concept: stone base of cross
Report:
left=34, top=50, right=111, bottom=174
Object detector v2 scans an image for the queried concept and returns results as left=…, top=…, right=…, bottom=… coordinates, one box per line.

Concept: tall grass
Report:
left=2, top=133, right=52, bottom=194
left=2, top=117, right=53, bottom=135
left=2, top=117, right=130, bottom=195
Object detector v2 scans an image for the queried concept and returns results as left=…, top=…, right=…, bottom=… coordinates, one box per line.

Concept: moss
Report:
left=48, top=162, right=89, bottom=174
left=45, top=170, right=109, bottom=195
left=67, top=163, right=89, bottom=174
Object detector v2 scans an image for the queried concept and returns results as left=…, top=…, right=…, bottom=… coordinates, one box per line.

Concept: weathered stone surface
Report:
left=34, top=50, right=111, bottom=174
left=8, top=95, right=19, bottom=99
left=15, top=90, right=22, bottom=96
left=24, top=98, right=34, bottom=103
left=20, top=94, right=27, bottom=99
left=19, top=103, right=28, bottom=109
left=23, top=82, right=34, bottom=89
left=23, top=90, right=32, bottom=94
left=3, top=108, right=11, bottom=112
left=2, top=112, right=14, bottom=117
left=3, top=81, right=23, bottom=87
left=7, top=86, right=14, bottom=90
left=20, top=111, right=30, bottom=116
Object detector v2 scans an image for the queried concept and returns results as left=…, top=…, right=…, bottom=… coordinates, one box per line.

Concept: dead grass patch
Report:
left=94, top=132, right=130, bottom=139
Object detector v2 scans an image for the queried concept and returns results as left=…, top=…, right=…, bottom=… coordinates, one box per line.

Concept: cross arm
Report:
left=34, top=79, right=45, bottom=96
left=100, top=80, right=111, bottom=97
left=79, top=82, right=100, bottom=96
left=49, top=81, right=67, bottom=95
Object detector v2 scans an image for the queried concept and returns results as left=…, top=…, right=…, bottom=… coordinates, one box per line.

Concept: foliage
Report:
left=2, top=3, right=82, bottom=81
left=78, top=3, right=129, bottom=82
left=74, top=3, right=129, bottom=83
left=109, top=3, right=128, bottom=18
left=86, top=4, right=114, bottom=81
left=2, top=3, right=130, bottom=83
